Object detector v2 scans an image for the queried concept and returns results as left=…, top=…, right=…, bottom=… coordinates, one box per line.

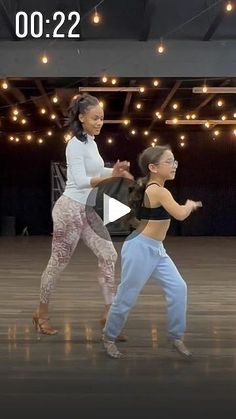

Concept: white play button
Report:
left=103, top=193, right=131, bottom=226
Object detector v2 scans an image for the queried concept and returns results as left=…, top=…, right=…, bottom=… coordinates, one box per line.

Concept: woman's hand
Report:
left=112, top=160, right=130, bottom=177
left=121, top=170, right=134, bottom=180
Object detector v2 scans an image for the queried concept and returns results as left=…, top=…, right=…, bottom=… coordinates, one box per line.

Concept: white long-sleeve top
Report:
left=63, top=135, right=113, bottom=205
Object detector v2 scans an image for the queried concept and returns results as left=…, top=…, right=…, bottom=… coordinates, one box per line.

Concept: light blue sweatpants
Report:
left=103, top=232, right=187, bottom=340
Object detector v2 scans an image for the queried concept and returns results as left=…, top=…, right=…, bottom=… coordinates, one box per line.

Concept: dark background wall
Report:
left=0, top=131, right=235, bottom=236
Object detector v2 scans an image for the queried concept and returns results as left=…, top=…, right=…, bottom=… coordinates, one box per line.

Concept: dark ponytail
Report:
left=65, top=93, right=99, bottom=143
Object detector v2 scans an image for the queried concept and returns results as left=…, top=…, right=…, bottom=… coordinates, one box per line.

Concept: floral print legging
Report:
left=40, top=195, right=117, bottom=305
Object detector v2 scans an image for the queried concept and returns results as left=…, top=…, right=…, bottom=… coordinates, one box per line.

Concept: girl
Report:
left=102, top=145, right=202, bottom=358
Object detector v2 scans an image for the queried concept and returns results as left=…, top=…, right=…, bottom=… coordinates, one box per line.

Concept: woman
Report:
left=33, top=93, right=131, bottom=336
left=102, top=145, right=202, bottom=358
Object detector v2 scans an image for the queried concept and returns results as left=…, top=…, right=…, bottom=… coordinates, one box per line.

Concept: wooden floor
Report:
left=0, top=236, right=236, bottom=418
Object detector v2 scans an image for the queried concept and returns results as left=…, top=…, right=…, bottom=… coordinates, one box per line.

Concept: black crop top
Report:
left=137, top=183, right=171, bottom=221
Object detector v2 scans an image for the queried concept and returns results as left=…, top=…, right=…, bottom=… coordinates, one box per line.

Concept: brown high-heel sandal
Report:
left=32, top=312, right=58, bottom=336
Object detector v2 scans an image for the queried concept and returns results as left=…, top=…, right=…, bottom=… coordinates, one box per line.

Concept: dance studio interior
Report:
left=0, top=0, right=236, bottom=418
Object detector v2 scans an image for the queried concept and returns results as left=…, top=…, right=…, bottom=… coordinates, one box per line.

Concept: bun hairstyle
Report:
left=65, top=93, right=100, bottom=143
left=127, top=145, right=171, bottom=222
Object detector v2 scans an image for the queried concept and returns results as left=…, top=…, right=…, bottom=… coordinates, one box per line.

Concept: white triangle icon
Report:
left=103, top=193, right=131, bottom=226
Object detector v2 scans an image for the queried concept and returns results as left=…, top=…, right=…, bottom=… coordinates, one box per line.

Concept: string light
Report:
left=38, top=138, right=44, bottom=144
left=233, top=112, right=236, bottom=118
left=153, top=80, right=159, bottom=87
left=40, top=108, right=46, bottom=114
left=205, top=121, right=210, bottom=128
left=202, top=85, right=208, bottom=93
left=93, top=7, right=101, bottom=24
left=221, top=115, right=227, bottom=120
left=2, top=80, right=8, bottom=89
left=52, top=96, right=58, bottom=103
left=172, top=103, right=179, bottom=110
left=50, top=113, right=56, bottom=120
left=186, top=114, right=190, bottom=120
left=64, top=133, right=72, bottom=141
left=144, top=130, right=149, bottom=136
left=180, top=135, right=185, bottom=140
left=173, top=118, right=178, bottom=124
left=217, top=99, right=223, bottom=107
left=157, top=39, right=165, bottom=54
left=41, top=54, right=48, bottom=64
left=12, top=116, right=18, bottom=121
left=9, top=136, right=14, bottom=141
left=191, top=114, right=196, bottom=119
left=139, top=86, right=145, bottom=93
left=13, top=109, right=19, bottom=116
left=180, top=142, right=185, bottom=147
left=107, top=138, right=113, bottom=144
left=99, top=101, right=104, bottom=108
left=15, top=137, right=20, bottom=142
left=21, top=119, right=27, bottom=125
left=153, top=138, right=158, bottom=143
left=155, top=111, right=162, bottom=119
left=102, top=75, right=108, bottom=83
left=26, top=135, right=32, bottom=140
left=131, top=129, right=136, bottom=135
left=151, top=142, right=155, bottom=147
left=123, top=119, right=130, bottom=125
left=111, top=78, right=117, bottom=85
left=136, top=103, right=142, bottom=109
left=233, top=129, right=236, bottom=136
left=226, top=1, right=233, bottom=12
left=47, top=131, right=52, bottom=136
left=214, top=130, right=220, bottom=136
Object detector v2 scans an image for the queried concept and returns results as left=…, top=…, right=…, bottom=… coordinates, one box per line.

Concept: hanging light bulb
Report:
left=153, top=138, right=158, bottom=143
left=186, top=114, right=190, bottom=120
left=214, top=130, right=220, bottom=136
left=93, top=8, right=101, bottom=24
left=40, top=108, right=46, bottom=114
left=12, top=116, right=18, bottom=121
left=111, top=78, right=117, bottom=85
left=47, top=131, right=52, bottom=136
left=52, top=96, right=58, bottom=103
left=157, top=39, right=165, bottom=54
left=2, top=80, right=8, bottom=89
left=102, top=75, right=108, bottom=83
left=50, top=113, right=56, bottom=120
left=180, top=135, right=185, bottom=140
left=173, top=118, right=178, bottom=124
left=221, top=115, right=227, bottom=121
left=41, top=54, right=48, bottom=64
left=180, top=142, right=185, bottom=147
left=202, top=85, right=208, bottom=93
left=21, top=118, right=27, bottom=125
left=144, top=130, right=149, bottom=136
left=131, top=129, right=136, bottom=135
left=99, top=101, right=104, bottom=108
left=9, top=136, right=14, bottom=141
left=191, top=114, right=196, bottom=119
left=107, top=137, right=113, bottom=144
left=153, top=80, right=159, bottom=87
left=205, top=121, right=210, bottom=128
left=38, top=138, right=44, bottom=144
left=15, top=137, right=20, bottom=142
left=217, top=99, right=223, bottom=107
left=136, top=103, right=142, bottom=109
left=13, top=108, right=19, bottom=116
left=123, top=119, right=130, bottom=126
left=172, top=103, right=178, bottom=110
left=226, top=2, right=233, bottom=12
left=139, top=86, right=145, bottom=93
left=26, top=135, right=32, bottom=140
